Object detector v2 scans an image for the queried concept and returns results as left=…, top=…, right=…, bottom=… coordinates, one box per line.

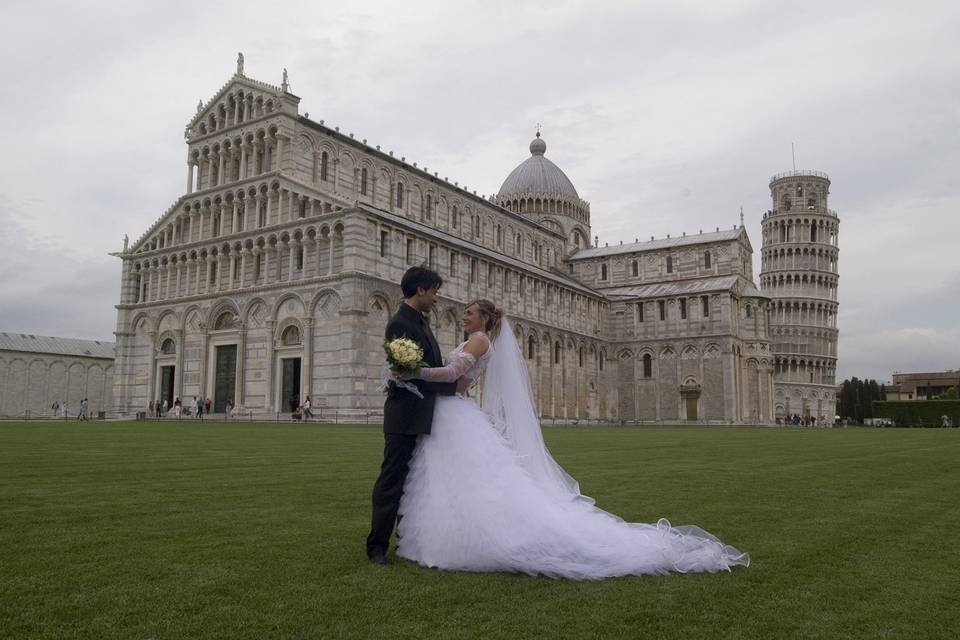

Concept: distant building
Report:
left=0, top=332, right=115, bottom=418
left=885, top=371, right=960, bottom=401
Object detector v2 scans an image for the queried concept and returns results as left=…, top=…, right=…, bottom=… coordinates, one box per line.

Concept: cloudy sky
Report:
left=0, top=0, right=957, bottom=382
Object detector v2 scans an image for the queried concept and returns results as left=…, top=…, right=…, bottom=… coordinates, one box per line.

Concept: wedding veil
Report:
left=481, top=318, right=593, bottom=504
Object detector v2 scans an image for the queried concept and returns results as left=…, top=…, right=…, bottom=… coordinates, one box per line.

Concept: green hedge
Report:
left=872, top=400, right=960, bottom=427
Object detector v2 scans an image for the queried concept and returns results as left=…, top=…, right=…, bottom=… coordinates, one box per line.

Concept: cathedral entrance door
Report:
left=213, top=345, right=237, bottom=413
left=685, top=396, right=699, bottom=421
left=159, top=366, right=175, bottom=409
left=281, top=358, right=302, bottom=412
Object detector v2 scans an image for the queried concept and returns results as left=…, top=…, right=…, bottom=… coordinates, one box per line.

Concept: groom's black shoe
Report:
left=368, top=551, right=388, bottom=565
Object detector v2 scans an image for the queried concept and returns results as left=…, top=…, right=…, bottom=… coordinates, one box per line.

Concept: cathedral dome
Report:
left=497, top=133, right=579, bottom=199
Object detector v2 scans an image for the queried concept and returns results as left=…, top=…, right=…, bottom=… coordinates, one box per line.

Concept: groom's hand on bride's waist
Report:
left=455, top=377, right=471, bottom=395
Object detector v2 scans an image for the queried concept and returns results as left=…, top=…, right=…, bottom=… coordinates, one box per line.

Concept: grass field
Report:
left=1, top=422, right=957, bottom=639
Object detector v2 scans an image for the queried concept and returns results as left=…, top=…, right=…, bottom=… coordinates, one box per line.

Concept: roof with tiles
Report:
left=601, top=275, right=767, bottom=301
left=0, top=332, right=115, bottom=359
left=570, top=228, right=746, bottom=260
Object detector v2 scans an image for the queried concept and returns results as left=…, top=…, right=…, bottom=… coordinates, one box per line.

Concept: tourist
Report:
left=155, top=400, right=162, bottom=418
left=148, top=400, right=155, bottom=417
left=204, top=397, right=212, bottom=414
left=225, top=400, right=233, bottom=420
left=78, top=398, right=88, bottom=421
left=291, top=405, right=303, bottom=421
left=303, top=396, right=314, bottom=419
left=173, top=397, right=182, bottom=419
left=161, top=398, right=168, bottom=416
left=195, top=396, right=203, bottom=419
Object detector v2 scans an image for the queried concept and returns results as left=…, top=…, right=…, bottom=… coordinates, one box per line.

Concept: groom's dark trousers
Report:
left=366, top=303, right=456, bottom=559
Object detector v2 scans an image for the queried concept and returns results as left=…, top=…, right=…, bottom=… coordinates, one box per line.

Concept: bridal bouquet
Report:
left=384, top=337, right=424, bottom=373
left=381, top=337, right=425, bottom=398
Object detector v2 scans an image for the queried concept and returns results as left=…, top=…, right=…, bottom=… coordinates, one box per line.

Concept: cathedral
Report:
left=111, top=58, right=839, bottom=424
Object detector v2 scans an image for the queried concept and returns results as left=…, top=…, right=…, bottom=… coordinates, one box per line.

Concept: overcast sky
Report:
left=0, top=0, right=957, bottom=382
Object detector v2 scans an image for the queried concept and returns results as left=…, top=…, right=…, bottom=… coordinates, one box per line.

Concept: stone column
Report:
left=217, top=253, right=226, bottom=290
left=239, top=248, right=249, bottom=288
left=266, top=189, right=274, bottom=225
left=240, top=143, right=248, bottom=180
left=303, top=317, right=314, bottom=405
left=232, top=201, right=240, bottom=233
left=370, top=177, right=377, bottom=207
left=229, top=254, right=238, bottom=289
left=265, top=320, right=276, bottom=411
left=236, top=324, right=247, bottom=406
left=198, top=329, right=211, bottom=403
left=263, top=247, right=271, bottom=284
left=275, top=135, right=284, bottom=173
left=328, top=233, right=335, bottom=274
left=186, top=162, right=194, bottom=194
left=146, top=331, right=158, bottom=406
left=253, top=141, right=263, bottom=175
left=217, top=151, right=225, bottom=188
left=332, top=158, right=340, bottom=193
left=206, top=154, right=215, bottom=189
left=288, top=240, right=298, bottom=279
left=174, top=328, right=185, bottom=401
left=315, top=236, right=323, bottom=276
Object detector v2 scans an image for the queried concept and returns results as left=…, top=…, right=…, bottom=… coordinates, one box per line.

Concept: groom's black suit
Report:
left=366, top=302, right=456, bottom=558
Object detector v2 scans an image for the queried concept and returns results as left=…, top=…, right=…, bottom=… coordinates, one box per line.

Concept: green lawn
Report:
left=1, top=422, right=957, bottom=639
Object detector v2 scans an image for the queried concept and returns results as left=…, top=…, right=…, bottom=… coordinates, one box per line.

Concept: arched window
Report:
left=396, top=182, right=404, bottom=208
left=746, top=305, right=753, bottom=319
left=160, top=338, right=176, bottom=354
left=578, top=347, right=584, bottom=367
left=281, top=325, right=301, bottom=345
left=320, top=152, right=329, bottom=181
left=631, top=261, right=638, bottom=277
left=425, top=194, right=432, bottom=219
left=599, top=351, right=604, bottom=371
left=600, top=263, right=608, bottom=280
left=666, top=255, right=673, bottom=273
left=643, top=353, right=652, bottom=378
left=527, top=335, right=535, bottom=360
left=214, top=312, right=235, bottom=330
left=554, top=342, right=561, bottom=364
left=496, top=224, right=502, bottom=246
left=704, top=251, right=711, bottom=269
left=360, top=168, right=368, bottom=195
left=451, top=206, right=459, bottom=229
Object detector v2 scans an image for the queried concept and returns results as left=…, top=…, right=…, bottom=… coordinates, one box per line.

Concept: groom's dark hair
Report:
left=401, top=265, right=443, bottom=298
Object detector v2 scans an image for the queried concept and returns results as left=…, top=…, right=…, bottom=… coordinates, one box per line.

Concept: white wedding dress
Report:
left=396, top=322, right=749, bottom=579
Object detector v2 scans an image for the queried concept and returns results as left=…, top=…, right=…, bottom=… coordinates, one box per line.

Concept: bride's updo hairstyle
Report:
left=466, top=299, right=504, bottom=340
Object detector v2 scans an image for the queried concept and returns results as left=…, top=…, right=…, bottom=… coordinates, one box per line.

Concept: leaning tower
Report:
left=759, top=170, right=840, bottom=424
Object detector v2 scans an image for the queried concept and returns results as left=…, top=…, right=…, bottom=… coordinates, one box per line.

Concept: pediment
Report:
left=186, top=74, right=299, bottom=139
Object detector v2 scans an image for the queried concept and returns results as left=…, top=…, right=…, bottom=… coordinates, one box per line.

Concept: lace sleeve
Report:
left=412, top=351, right=477, bottom=383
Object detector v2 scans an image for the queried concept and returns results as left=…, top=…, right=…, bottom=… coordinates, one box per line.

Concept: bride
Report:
left=394, top=299, right=749, bottom=579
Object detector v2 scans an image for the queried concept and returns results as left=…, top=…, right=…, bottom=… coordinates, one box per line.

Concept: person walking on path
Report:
left=174, top=397, right=182, bottom=419
left=196, top=396, right=204, bottom=419
left=303, top=396, right=314, bottom=419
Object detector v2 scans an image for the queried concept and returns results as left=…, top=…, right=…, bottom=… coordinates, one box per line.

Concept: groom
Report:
left=366, top=266, right=468, bottom=564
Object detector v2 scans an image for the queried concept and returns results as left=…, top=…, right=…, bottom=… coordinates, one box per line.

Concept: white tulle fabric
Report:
left=396, top=323, right=749, bottom=579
